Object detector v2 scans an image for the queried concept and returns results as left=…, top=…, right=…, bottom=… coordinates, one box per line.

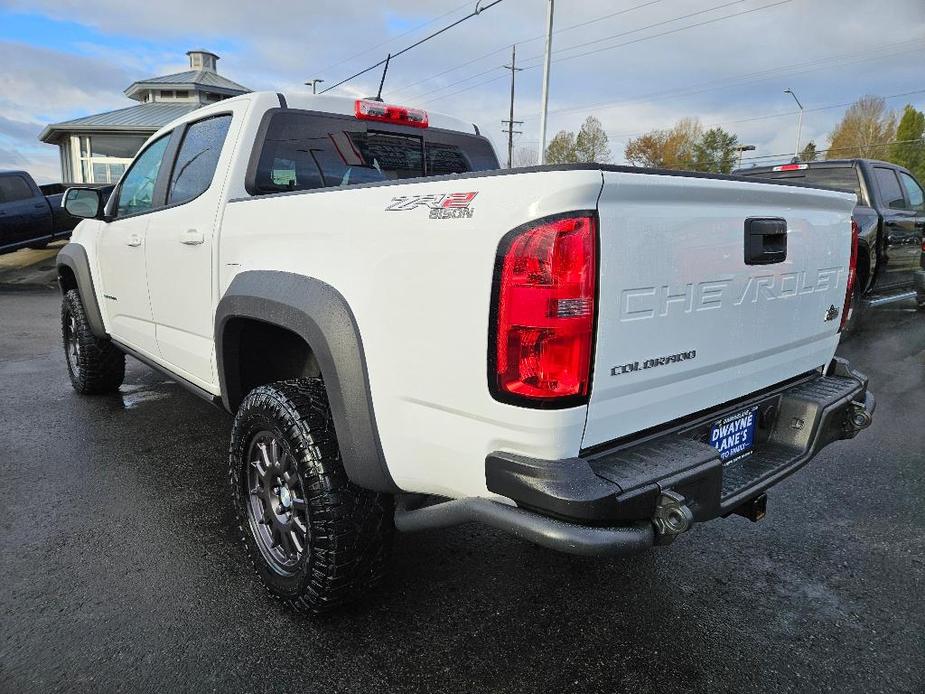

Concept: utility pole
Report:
left=537, top=0, right=555, bottom=164
left=306, top=78, right=324, bottom=94
left=502, top=45, right=524, bottom=169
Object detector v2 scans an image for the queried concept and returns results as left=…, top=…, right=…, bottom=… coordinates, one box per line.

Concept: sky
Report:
left=1, top=0, right=923, bottom=181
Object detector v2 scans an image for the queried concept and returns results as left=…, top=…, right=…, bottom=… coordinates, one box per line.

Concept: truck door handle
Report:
left=126, top=234, right=142, bottom=247
left=744, top=217, right=787, bottom=265
left=179, top=228, right=204, bottom=245
left=33, top=203, right=45, bottom=209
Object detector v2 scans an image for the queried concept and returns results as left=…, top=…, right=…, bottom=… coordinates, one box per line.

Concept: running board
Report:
left=864, top=290, right=917, bottom=308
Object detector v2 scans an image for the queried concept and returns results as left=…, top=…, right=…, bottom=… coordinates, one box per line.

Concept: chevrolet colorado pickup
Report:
left=57, top=92, right=875, bottom=614
left=734, top=159, right=925, bottom=317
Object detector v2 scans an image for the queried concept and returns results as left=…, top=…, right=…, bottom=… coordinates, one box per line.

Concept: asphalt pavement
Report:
left=0, top=289, right=922, bottom=693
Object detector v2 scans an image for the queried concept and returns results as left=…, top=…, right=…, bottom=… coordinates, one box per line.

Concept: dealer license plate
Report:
left=709, top=405, right=758, bottom=463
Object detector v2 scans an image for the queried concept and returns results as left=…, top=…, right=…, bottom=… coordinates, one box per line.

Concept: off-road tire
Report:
left=61, top=289, right=125, bottom=394
left=229, top=378, right=393, bottom=615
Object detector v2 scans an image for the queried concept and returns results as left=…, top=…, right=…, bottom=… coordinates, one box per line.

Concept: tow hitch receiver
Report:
left=732, top=493, right=767, bottom=522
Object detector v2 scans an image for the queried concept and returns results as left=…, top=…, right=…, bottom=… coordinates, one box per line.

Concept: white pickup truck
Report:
left=58, top=91, right=875, bottom=614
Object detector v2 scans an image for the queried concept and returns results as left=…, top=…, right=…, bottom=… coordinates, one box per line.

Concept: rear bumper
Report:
left=395, top=358, right=873, bottom=556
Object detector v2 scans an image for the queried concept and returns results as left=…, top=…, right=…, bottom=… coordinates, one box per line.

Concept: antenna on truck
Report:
left=369, top=53, right=391, bottom=103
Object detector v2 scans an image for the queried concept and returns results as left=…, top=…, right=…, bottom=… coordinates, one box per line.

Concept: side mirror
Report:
left=63, top=187, right=104, bottom=220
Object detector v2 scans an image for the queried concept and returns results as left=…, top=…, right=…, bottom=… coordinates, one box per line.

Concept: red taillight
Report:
left=355, top=99, right=428, bottom=128
left=840, top=219, right=860, bottom=332
left=491, top=214, right=597, bottom=405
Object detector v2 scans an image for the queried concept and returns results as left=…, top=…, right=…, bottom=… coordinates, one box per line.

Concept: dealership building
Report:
left=39, top=50, right=250, bottom=184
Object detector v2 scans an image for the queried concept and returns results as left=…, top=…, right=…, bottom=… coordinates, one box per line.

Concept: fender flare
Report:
left=215, top=271, right=399, bottom=494
left=56, top=243, right=107, bottom=339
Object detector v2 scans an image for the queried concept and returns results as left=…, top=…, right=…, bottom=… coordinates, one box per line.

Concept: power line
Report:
left=391, top=0, right=671, bottom=94
left=607, top=87, right=925, bottom=143
left=738, top=138, right=924, bottom=164
left=417, top=0, right=793, bottom=104
left=414, top=0, right=753, bottom=101
left=320, top=0, right=505, bottom=94
left=534, top=39, right=925, bottom=121
left=315, top=0, right=473, bottom=77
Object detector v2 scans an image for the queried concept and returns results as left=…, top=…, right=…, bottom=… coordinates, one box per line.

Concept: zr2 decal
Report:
left=385, top=192, right=478, bottom=219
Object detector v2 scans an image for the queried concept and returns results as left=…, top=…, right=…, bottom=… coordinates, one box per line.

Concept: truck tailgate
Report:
left=582, top=171, right=856, bottom=450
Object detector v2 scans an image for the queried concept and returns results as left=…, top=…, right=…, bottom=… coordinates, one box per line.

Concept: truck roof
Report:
left=737, top=158, right=898, bottom=175
left=278, top=92, right=480, bottom=135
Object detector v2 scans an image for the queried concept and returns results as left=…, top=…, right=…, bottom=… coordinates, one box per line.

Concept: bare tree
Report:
left=512, top=146, right=538, bottom=168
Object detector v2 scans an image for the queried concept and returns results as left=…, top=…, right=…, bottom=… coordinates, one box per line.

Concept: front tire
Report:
left=229, top=379, right=393, bottom=615
left=61, top=289, right=125, bottom=394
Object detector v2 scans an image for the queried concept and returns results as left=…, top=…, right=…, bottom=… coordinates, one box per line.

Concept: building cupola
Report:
left=187, top=50, right=219, bottom=72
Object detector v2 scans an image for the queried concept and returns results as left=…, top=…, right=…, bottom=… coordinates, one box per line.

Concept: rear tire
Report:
left=61, top=289, right=125, bottom=394
left=229, top=378, right=393, bottom=615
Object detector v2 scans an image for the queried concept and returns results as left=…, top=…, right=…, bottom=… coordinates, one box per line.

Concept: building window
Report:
left=73, top=134, right=147, bottom=183
left=174, top=90, right=189, bottom=98
left=160, top=90, right=175, bottom=100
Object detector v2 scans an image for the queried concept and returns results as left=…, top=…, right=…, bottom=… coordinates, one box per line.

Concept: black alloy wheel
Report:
left=244, top=432, right=310, bottom=576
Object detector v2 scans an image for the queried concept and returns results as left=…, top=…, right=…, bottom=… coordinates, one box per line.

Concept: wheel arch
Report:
left=215, top=271, right=399, bottom=494
left=56, top=242, right=107, bottom=339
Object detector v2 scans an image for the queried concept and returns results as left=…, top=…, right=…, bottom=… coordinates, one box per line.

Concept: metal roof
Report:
left=39, top=102, right=201, bottom=143
left=124, top=70, right=250, bottom=100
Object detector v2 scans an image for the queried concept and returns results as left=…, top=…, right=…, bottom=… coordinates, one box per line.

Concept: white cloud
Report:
left=1, top=0, right=923, bottom=178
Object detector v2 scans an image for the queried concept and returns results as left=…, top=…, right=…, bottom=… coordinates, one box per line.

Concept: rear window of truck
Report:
left=739, top=165, right=865, bottom=203
left=248, top=110, right=499, bottom=195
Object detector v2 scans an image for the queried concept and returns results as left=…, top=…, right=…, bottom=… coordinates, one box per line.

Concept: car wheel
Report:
left=61, top=289, right=125, bottom=394
left=229, top=378, right=393, bottom=615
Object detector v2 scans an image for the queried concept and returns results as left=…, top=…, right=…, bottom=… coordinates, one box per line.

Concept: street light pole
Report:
left=784, top=88, right=804, bottom=160
left=306, top=79, right=324, bottom=94
left=736, top=144, right=756, bottom=170
left=537, top=0, right=555, bottom=164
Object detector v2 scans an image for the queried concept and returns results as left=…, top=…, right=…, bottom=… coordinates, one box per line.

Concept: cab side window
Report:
left=116, top=135, right=171, bottom=218
left=0, top=175, right=34, bottom=203
left=874, top=167, right=907, bottom=210
left=168, top=115, right=232, bottom=205
left=899, top=171, right=924, bottom=211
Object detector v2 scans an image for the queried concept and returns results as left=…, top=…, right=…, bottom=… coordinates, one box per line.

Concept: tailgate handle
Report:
left=744, top=217, right=787, bottom=265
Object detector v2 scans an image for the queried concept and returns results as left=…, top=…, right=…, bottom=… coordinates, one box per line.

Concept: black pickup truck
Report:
left=0, top=171, right=112, bottom=255
left=734, top=159, right=925, bottom=319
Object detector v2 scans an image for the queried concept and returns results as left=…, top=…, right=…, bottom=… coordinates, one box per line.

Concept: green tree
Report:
left=889, top=104, right=925, bottom=181
left=799, top=141, right=818, bottom=162
left=692, top=127, right=739, bottom=173
left=575, top=116, right=611, bottom=163
left=827, top=95, right=896, bottom=159
left=545, top=130, right=578, bottom=164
